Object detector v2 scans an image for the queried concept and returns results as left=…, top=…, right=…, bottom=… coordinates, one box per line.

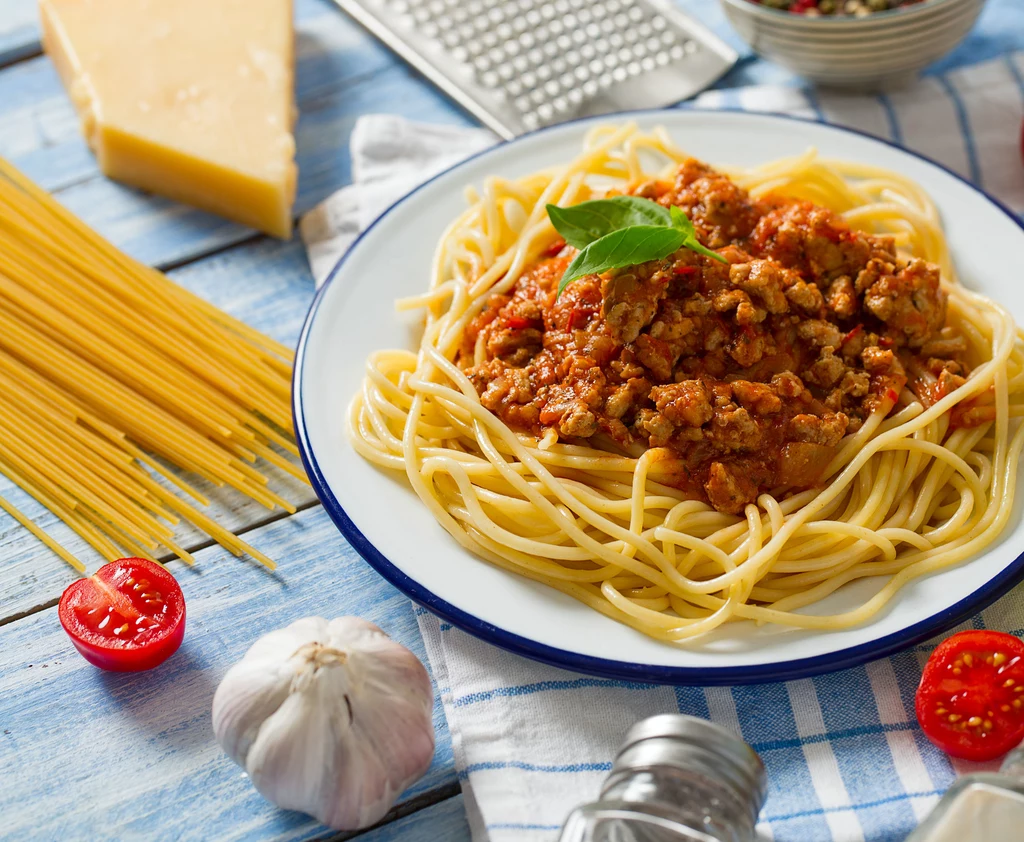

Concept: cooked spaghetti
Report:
left=350, top=123, right=1024, bottom=641
left=0, top=157, right=306, bottom=573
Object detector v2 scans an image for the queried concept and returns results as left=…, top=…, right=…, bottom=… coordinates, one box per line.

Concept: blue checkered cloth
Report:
left=413, top=43, right=1024, bottom=842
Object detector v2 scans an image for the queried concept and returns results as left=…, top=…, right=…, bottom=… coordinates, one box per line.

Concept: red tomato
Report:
left=58, top=558, right=186, bottom=672
left=915, top=630, right=1024, bottom=761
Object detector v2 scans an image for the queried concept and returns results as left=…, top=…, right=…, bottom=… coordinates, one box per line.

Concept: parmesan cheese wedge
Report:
left=40, top=0, right=298, bottom=238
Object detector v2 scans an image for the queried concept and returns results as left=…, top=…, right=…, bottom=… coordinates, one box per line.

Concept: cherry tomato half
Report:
left=58, top=558, right=185, bottom=672
left=915, top=630, right=1024, bottom=761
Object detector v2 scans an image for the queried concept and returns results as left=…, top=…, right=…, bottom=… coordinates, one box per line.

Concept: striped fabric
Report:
left=300, top=34, right=1024, bottom=842
left=410, top=54, right=1024, bottom=842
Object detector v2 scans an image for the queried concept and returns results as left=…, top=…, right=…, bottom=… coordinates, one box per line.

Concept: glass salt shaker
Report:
left=905, top=743, right=1024, bottom=841
left=558, top=714, right=767, bottom=842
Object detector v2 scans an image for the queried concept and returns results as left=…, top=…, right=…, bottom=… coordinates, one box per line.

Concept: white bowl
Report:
left=719, top=0, right=987, bottom=89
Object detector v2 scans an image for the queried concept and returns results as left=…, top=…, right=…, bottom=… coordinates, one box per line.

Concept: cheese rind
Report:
left=40, top=0, right=297, bottom=238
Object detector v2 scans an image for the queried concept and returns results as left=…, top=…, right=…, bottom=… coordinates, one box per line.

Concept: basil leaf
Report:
left=547, top=197, right=671, bottom=249
left=557, top=226, right=687, bottom=296
left=683, top=238, right=728, bottom=264
left=670, top=205, right=694, bottom=237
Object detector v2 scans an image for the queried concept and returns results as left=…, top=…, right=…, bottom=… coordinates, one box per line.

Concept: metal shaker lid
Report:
left=612, top=714, right=767, bottom=810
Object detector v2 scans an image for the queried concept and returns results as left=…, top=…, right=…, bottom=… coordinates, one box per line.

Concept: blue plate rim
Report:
left=292, top=107, right=1024, bottom=686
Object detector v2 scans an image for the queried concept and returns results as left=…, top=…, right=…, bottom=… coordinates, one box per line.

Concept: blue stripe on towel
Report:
left=460, top=760, right=612, bottom=780
left=937, top=75, right=982, bottom=185
left=766, top=789, right=940, bottom=824
left=674, top=684, right=711, bottom=720
left=452, top=677, right=658, bottom=707
left=751, top=721, right=915, bottom=753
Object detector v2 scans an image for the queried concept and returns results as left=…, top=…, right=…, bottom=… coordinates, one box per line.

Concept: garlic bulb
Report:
left=212, top=616, right=435, bottom=830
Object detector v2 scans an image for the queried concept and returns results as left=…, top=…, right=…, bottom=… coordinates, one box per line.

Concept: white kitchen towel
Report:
left=301, top=52, right=1024, bottom=842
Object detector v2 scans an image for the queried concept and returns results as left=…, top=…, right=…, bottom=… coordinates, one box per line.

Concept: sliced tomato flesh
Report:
left=915, top=630, right=1024, bottom=761
left=58, top=558, right=186, bottom=672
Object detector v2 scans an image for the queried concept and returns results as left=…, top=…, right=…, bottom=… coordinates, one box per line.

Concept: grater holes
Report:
left=378, top=0, right=719, bottom=131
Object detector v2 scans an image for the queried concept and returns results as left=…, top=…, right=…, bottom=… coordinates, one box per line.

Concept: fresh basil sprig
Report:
left=546, top=196, right=727, bottom=298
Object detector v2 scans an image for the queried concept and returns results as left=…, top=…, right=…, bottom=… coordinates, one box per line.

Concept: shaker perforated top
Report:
left=332, top=0, right=737, bottom=137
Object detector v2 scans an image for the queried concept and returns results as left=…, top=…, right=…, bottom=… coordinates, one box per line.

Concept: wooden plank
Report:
left=0, top=237, right=317, bottom=622
left=0, top=0, right=37, bottom=67
left=0, top=506, right=460, bottom=842
left=355, top=795, right=471, bottom=842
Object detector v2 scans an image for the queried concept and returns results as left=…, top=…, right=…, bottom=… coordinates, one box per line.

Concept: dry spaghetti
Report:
left=0, top=157, right=307, bottom=573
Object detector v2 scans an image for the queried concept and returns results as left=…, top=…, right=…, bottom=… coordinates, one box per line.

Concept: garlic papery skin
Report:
left=212, top=616, right=435, bottom=830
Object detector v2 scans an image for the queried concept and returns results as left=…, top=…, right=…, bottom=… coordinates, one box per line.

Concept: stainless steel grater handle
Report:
left=332, top=0, right=738, bottom=139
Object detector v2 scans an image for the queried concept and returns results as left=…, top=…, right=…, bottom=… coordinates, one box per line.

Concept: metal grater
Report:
left=332, top=0, right=738, bottom=139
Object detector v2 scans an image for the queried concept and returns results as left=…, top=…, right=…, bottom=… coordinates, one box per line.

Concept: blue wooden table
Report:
left=0, top=1, right=1019, bottom=839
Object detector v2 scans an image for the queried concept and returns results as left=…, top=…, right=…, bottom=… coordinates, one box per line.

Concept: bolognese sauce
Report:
left=460, top=159, right=968, bottom=515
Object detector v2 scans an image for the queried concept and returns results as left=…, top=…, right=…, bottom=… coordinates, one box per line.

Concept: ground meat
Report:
left=786, top=280, right=824, bottom=314
left=729, top=261, right=791, bottom=314
left=731, top=380, right=782, bottom=415
left=863, top=258, right=945, bottom=348
left=635, top=408, right=675, bottom=447
left=662, top=159, right=764, bottom=248
left=797, top=319, right=843, bottom=348
left=652, top=380, right=714, bottom=427
left=805, top=346, right=847, bottom=388
left=826, top=275, right=858, bottom=318
left=461, top=158, right=966, bottom=513
left=705, top=461, right=759, bottom=514
left=709, top=406, right=761, bottom=450
left=559, top=402, right=597, bottom=438
left=603, top=266, right=668, bottom=344
left=861, top=345, right=896, bottom=374
left=788, top=412, right=849, bottom=446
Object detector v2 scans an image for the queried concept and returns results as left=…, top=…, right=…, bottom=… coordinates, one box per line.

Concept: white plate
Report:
left=294, top=110, right=1024, bottom=684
